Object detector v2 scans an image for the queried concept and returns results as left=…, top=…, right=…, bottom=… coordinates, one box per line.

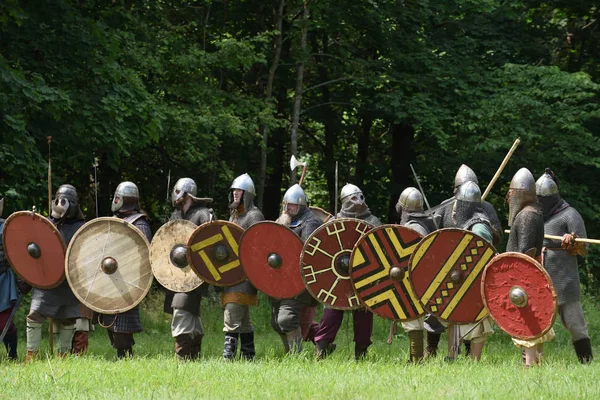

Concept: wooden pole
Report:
left=481, top=138, right=520, bottom=202
left=504, top=230, right=600, bottom=245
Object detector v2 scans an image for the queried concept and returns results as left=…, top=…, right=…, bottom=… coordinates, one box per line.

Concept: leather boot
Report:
left=3, top=329, right=18, bottom=360
left=175, top=334, right=194, bottom=361
left=464, top=340, right=472, bottom=357
left=315, top=340, right=336, bottom=361
left=240, top=332, right=255, bottom=361
left=285, top=327, right=303, bottom=354
left=223, top=333, right=239, bottom=361
left=279, top=333, right=290, bottom=353
left=116, top=348, right=133, bottom=359
left=574, top=338, right=593, bottom=364
left=407, top=330, right=424, bottom=363
left=71, top=331, right=89, bottom=355
left=192, top=334, right=203, bottom=360
left=425, top=332, right=441, bottom=358
left=25, top=350, right=38, bottom=363
left=355, top=344, right=369, bottom=361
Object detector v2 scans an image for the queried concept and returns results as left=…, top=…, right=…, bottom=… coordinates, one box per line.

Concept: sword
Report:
left=164, top=169, right=171, bottom=223
left=93, top=157, right=99, bottom=218
left=334, top=161, right=339, bottom=215
left=410, top=164, right=439, bottom=229
left=0, top=293, right=23, bottom=344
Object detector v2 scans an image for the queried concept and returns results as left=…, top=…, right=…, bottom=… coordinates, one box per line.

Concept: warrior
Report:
left=164, top=178, right=213, bottom=360
left=505, top=168, right=554, bottom=367
left=445, top=182, right=494, bottom=361
left=314, top=184, right=381, bottom=360
left=272, top=184, right=321, bottom=354
left=100, top=181, right=152, bottom=359
left=536, top=170, right=592, bottom=363
left=223, top=173, right=264, bottom=360
left=0, top=195, right=23, bottom=360
left=26, top=184, right=86, bottom=361
left=395, top=187, right=437, bottom=362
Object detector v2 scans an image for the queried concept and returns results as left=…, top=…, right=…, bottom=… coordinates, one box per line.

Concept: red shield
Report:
left=239, top=221, right=304, bottom=299
left=2, top=211, right=66, bottom=289
left=187, top=221, right=245, bottom=286
left=301, top=218, right=373, bottom=310
left=409, top=228, right=497, bottom=324
left=482, top=252, right=557, bottom=340
left=310, top=206, right=333, bottom=224
left=351, top=225, right=425, bottom=321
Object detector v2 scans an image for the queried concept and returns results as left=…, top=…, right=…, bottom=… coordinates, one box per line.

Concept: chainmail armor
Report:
left=506, top=204, right=544, bottom=256
left=290, top=207, right=322, bottom=242
left=338, top=209, right=382, bottom=228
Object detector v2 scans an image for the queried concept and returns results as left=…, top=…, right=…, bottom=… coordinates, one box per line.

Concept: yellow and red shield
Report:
left=409, top=228, right=497, bottom=324
left=187, top=221, right=245, bottom=286
left=350, top=225, right=425, bottom=321
left=301, top=218, right=373, bottom=310
left=2, top=211, right=66, bottom=289
left=482, top=252, right=557, bottom=340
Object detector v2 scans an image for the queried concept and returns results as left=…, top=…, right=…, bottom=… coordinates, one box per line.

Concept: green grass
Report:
left=2, top=290, right=600, bottom=399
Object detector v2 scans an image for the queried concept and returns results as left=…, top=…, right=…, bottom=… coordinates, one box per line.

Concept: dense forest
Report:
left=1, top=1, right=599, bottom=283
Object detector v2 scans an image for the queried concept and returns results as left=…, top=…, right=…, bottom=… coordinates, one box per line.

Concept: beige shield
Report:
left=65, top=217, right=152, bottom=314
left=150, top=220, right=203, bottom=293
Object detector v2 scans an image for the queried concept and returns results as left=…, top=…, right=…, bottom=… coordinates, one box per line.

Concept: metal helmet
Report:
left=230, top=173, right=256, bottom=196
left=453, top=182, right=484, bottom=229
left=172, top=177, right=198, bottom=206
left=507, top=168, right=536, bottom=226
left=340, top=184, right=363, bottom=203
left=535, top=173, right=559, bottom=197
left=455, top=181, right=482, bottom=203
left=454, top=164, right=478, bottom=191
left=396, top=187, right=423, bottom=215
left=112, top=181, right=140, bottom=213
left=51, top=184, right=81, bottom=219
left=283, top=184, right=308, bottom=207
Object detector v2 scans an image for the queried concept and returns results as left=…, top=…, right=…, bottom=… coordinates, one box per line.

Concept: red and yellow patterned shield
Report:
left=350, top=225, right=425, bottom=321
left=187, top=221, right=245, bottom=287
left=301, top=218, right=373, bottom=310
left=2, top=211, right=66, bottom=289
left=482, top=252, right=557, bottom=340
left=239, top=221, right=305, bottom=299
left=409, top=228, right=497, bottom=324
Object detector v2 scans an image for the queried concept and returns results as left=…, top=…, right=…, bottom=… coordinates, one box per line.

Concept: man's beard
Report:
left=229, top=199, right=242, bottom=210
left=276, top=212, right=292, bottom=227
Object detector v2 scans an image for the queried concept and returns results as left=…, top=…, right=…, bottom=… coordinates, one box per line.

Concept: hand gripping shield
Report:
left=150, top=219, right=203, bottom=293
left=2, top=211, right=66, bottom=289
left=301, top=218, right=373, bottom=310
left=65, top=217, right=153, bottom=314
left=239, top=221, right=305, bottom=299
left=482, top=252, right=557, bottom=340
left=408, top=228, right=497, bottom=324
left=187, top=220, right=245, bottom=286
left=350, top=225, right=425, bottom=321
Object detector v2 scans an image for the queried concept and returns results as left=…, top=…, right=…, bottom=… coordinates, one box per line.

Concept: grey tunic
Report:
left=164, top=203, right=212, bottom=315
left=29, top=218, right=84, bottom=320
left=542, top=201, right=587, bottom=305
left=435, top=198, right=502, bottom=246
left=506, top=204, right=544, bottom=257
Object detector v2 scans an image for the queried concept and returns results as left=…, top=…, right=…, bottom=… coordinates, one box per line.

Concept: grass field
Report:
left=1, top=290, right=600, bottom=399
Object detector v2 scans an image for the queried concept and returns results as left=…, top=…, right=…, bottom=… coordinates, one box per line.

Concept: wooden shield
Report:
left=65, top=217, right=153, bottom=314
left=310, top=206, right=333, bottom=224
left=2, top=211, right=66, bottom=289
left=301, top=218, right=373, bottom=310
left=482, top=252, right=557, bottom=340
left=150, top=220, right=203, bottom=293
left=187, top=220, right=245, bottom=287
left=350, top=225, right=425, bottom=321
left=239, top=221, right=304, bottom=299
left=409, top=228, right=497, bottom=324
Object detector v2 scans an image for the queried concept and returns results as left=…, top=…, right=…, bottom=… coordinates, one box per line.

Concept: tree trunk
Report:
left=354, top=114, right=373, bottom=187
left=389, top=123, right=416, bottom=223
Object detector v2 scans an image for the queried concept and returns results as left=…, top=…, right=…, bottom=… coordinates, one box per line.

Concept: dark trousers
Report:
left=314, top=308, right=373, bottom=347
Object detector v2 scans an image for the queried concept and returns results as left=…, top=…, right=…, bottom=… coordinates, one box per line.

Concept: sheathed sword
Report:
left=0, top=293, right=23, bottom=344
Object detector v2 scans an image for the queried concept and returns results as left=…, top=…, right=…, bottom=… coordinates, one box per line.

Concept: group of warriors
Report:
left=0, top=161, right=594, bottom=368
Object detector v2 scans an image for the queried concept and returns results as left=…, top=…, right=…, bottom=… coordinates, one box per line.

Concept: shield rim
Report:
left=186, top=220, right=246, bottom=287
left=2, top=211, right=67, bottom=289
left=481, top=251, right=558, bottom=341
left=350, top=224, right=426, bottom=322
left=239, top=220, right=305, bottom=299
left=150, top=219, right=203, bottom=293
left=65, top=217, right=152, bottom=314
left=309, top=206, right=333, bottom=223
left=300, top=217, right=373, bottom=311
left=408, top=227, right=498, bottom=324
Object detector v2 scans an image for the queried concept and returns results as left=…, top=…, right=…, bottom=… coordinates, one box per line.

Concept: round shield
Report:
left=65, top=217, right=153, bottom=314
left=2, top=211, right=66, bottom=289
left=187, top=220, right=245, bottom=287
left=350, top=225, right=425, bottom=321
left=482, top=252, right=557, bottom=340
left=239, top=221, right=304, bottom=299
left=301, top=218, right=373, bottom=310
left=150, top=219, right=203, bottom=293
left=310, top=206, right=333, bottom=224
left=409, top=228, right=497, bottom=324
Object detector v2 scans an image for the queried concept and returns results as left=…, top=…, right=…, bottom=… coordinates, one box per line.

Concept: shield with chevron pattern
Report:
left=408, top=228, right=497, bottom=324
left=350, top=225, right=425, bottom=321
